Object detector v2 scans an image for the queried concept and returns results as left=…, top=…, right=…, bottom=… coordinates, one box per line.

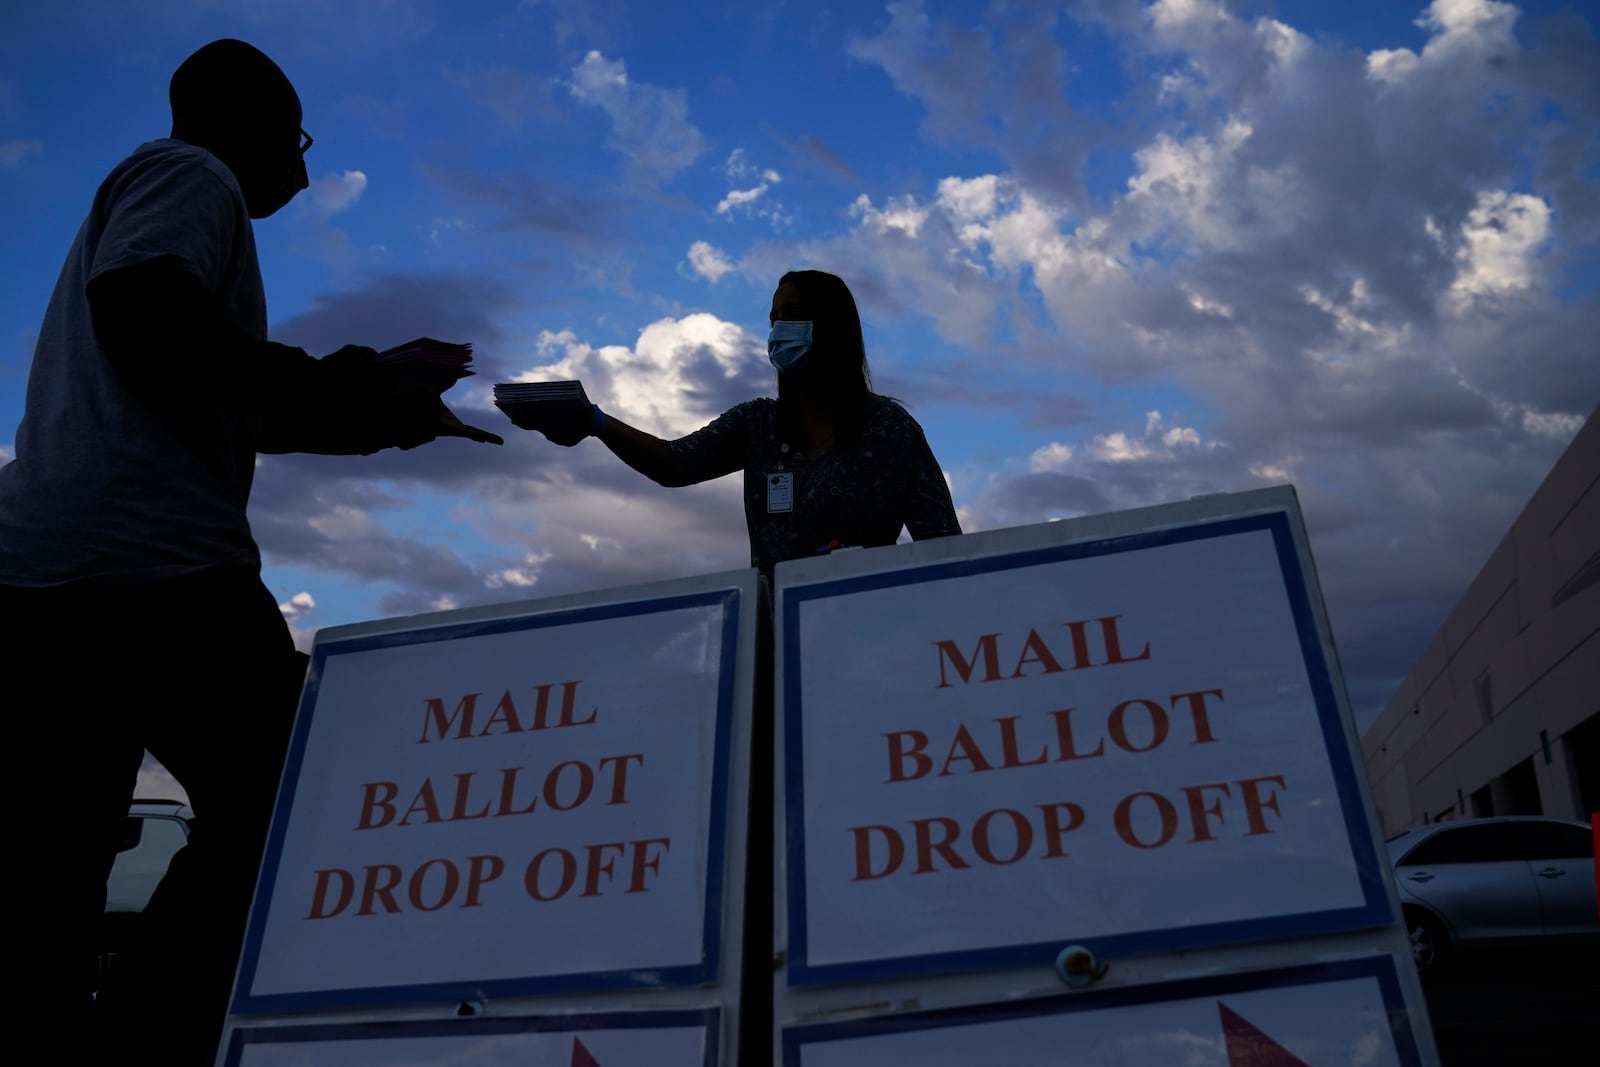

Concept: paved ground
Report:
left=1422, top=949, right=1599, bottom=1064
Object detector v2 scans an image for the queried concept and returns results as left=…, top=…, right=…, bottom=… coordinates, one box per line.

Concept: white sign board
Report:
left=783, top=956, right=1426, bottom=1067
left=224, top=1008, right=718, bottom=1066
left=232, top=582, right=750, bottom=1013
left=777, top=498, right=1392, bottom=984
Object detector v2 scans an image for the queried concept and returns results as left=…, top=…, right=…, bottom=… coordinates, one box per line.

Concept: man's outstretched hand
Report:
left=322, top=347, right=502, bottom=449
left=264, top=345, right=503, bottom=455
left=386, top=395, right=504, bottom=450
left=436, top=402, right=504, bottom=446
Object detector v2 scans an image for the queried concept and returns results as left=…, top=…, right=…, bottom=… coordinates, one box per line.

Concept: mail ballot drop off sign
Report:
left=781, top=514, right=1387, bottom=982
left=239, top=595, right=736, bottom=1005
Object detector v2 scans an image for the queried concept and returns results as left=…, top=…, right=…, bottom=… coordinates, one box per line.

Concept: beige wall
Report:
left=1361, top=408, right=1599, bottom=835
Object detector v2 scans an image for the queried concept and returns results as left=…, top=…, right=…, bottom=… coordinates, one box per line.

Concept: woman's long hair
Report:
left=776, top=269, right=879, bottom=444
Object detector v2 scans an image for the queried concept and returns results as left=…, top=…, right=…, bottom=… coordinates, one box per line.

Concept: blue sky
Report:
left=2, top=1, right=1596, bottom=772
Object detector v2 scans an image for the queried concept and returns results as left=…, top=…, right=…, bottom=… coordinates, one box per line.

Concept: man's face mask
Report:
left=768, top=320, right=813, bottom=373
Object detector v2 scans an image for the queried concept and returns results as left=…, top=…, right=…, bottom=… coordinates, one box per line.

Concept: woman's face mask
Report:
left=768, top=320, right=813, bottom=373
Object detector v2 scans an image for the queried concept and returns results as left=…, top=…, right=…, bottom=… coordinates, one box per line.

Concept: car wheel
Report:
left=1406, top=909, right=1446, bottom=976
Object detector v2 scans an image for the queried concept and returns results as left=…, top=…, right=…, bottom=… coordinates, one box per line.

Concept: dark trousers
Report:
left=8, top=567, right=305, bottom=1065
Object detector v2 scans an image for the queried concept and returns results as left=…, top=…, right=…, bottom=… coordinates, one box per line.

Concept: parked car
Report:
left=1387, top=815, right=1597, bottom=975
left=97, top=799, right=192, bottom=986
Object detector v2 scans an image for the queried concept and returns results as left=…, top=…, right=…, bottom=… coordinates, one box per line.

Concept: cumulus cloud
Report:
left=277, top=591, right=317, bottom=622
left=717, top=185, right=773, bottom=215
left=687, top=240, right=736, bottom=282
left=248, top=306, right=775, bottom=616
left=569, top=50, right=705, bottom=179
left=1029, top=441, right=1074, bottom=473
left=1091, top=412, right=1214, bottom=462
left=1448, top=190, right=1551, bottom=308
left=510, top=313, right=768, bottom=438
left=210, top=0, right=1594, bottom=733
left=716, top=149, right=787, bottom=227
left=308, top=170, right=368, bottom=218
left=0, top=139, right=41, bottom=169
left=807, top=0, right=1599, bottom=720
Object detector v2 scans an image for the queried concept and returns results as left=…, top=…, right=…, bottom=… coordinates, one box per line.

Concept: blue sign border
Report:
left=781, top=955, right=1423, bottom=1066
left=232, top=589, right=743, bottom=1013
left=223, top=1006, right=721, bottom=1067
left=781, top=512, right=1392, bottom=986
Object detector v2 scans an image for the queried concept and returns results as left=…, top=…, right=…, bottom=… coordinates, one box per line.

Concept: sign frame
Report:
left=780, top=954, right=1425, bottom=1067
left=777, top=497, right=1391, bottom=986
left=224, top=569, right=760, bottom=1041
left=223, top=1006, right=721, bottom=1067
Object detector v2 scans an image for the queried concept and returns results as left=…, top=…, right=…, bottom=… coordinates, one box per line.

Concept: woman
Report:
left=524, top=270, right=961, bottom=575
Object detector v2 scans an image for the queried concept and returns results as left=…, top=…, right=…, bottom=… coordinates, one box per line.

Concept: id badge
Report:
left=766, top=472, right=794, bottom=513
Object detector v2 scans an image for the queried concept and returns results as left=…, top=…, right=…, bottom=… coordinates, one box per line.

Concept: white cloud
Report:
left=850, top=193, right=931, bottom=239
left=1366, top=47, right=1420, bottom=84
left=488, top=549, right=553, bottom=589
left=1255, top=17, right=1309, bottom=68
left=1420, top=0, right=1519, bottom=38
left=1027, top=413, right=1215, bottom=470
left=579, top=532, right=623, bottom=551
left=687, top=240, right=735, bottom=282
left=716, top=149, right=786, bottom=226
left=569, top=50, right=705, bottom=178
left=1125, top=120, right=1260, bottom=250
left=724, top=149, right=779, bottom=185
left=937, top=175, right=1001, bottom=226
left=309, top=170, right=368, bottom=218
left=0, top=139, right=41, bottom=169
left=1028, top=441, right=1074, bottom=472
left=1092, top=431, right=1152, bottom=462
left=1368, top=0, right=1521, bottom=85
left=222, top=0, right=1594, bottom=740
left=0, top=444, right=12, bottom=463
left=1520, top=409, right=1583, bottom=438
left=513, top=313, right=767, bottom=439
left=1249, top=462, right=1294, bottom=482
left=717, top=185, right=769, bottom=214
left=1448, top=190, right=1551, bottom=309
left=277, top=591, right=317, bottom=622
left=1147, top=0, right=1234, bottom=39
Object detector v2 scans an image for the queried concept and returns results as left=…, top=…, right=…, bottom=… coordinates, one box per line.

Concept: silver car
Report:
left=1387, top=815, right=1597, bottom=974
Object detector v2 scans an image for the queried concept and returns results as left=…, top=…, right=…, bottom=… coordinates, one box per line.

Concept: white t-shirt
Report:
left=0, top=139, right=268, bottom=586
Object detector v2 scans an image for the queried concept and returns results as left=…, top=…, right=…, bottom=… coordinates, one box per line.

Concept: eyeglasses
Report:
left=299, top=128, right=314, bottom=155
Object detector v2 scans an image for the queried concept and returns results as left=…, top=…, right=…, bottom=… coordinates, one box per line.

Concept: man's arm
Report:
left=89, top=258, right=497, bottom=454
left=88, top=256, right=337, bottom=414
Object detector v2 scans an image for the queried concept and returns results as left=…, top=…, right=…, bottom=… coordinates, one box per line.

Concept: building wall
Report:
left=1360, top=409, right=1600, bottom=835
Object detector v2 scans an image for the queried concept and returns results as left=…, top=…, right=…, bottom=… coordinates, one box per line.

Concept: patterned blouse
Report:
left=665, top=396, right=962, bottom=575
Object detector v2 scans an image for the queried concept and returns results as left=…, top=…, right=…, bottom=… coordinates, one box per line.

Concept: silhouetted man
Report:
left=0, top=39, right=500, bottom=1063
